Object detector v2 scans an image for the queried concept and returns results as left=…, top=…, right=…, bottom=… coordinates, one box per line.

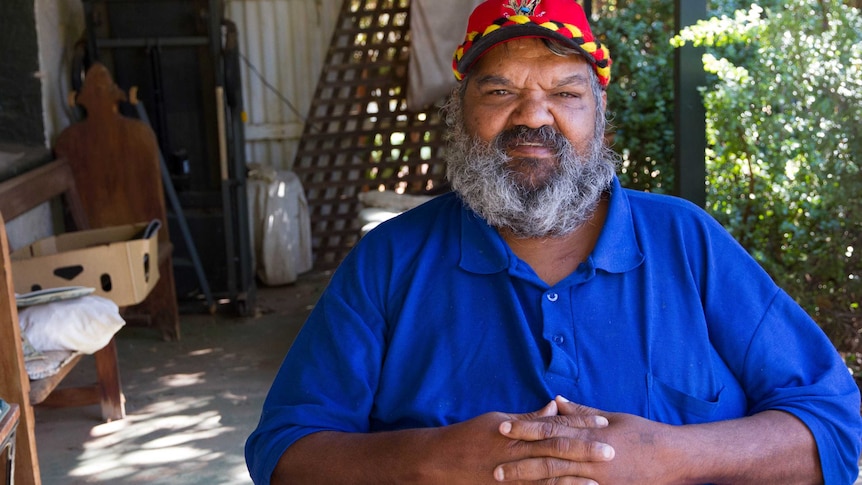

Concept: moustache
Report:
left=494, top=126, right=568, bottom=153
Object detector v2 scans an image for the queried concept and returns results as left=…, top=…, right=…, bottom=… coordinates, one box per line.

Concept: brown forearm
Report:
left=271, top=429, right=438, bottom=484
left=270, top=403, right=610, bottom=484
left=269, top=409, right=557, bottom=484
left=669, top=410, right=822, bottom=485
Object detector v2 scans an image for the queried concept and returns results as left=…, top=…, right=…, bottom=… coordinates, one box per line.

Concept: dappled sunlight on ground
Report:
left=158, top=372, right=208, bottom=388
left=36, top=373, right=255, bottom=483
left=32, top=272, right=331, bottom=484
left=36, top=362, right=259, bottom=483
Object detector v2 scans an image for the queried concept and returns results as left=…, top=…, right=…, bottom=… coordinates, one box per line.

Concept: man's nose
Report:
left=510, top=96, right=554, bottom=129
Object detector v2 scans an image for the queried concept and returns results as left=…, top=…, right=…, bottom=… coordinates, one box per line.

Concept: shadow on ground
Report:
left=33, top=271, right=330, bottom=484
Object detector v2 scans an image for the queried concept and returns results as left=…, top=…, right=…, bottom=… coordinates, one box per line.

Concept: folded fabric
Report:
left=21, top=334, right=41, bottom=360
left=18, top=295, right=125, bottom=354
left=24, top=350, right=82, bottom=380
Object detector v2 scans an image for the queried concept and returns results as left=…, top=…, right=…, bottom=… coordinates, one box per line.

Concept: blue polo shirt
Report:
left=246, top=178, right=861, bottom=484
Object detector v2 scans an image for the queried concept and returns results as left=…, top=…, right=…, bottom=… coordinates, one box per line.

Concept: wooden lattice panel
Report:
left=293, top=0, right=449, bottom=269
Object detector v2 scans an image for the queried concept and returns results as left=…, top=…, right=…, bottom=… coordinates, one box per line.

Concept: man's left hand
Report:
left=494, top=396, right=681, bottom=484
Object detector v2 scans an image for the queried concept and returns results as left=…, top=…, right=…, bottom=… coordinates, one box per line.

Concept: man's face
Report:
left=445, top=38, right=617, bottom=239
left=462, top=38, right=604, bottom=190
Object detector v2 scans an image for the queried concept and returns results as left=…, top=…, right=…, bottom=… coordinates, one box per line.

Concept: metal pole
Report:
left=132, top=99, right=217, bottom=313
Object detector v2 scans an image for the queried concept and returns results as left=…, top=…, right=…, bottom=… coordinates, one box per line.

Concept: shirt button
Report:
left=553, top=335, right=565, bottom=344
left=546, top=292, right=559, bottom=302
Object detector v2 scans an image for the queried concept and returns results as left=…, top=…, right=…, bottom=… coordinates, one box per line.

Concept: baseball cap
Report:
left=452, top=0, right=611, bottom=87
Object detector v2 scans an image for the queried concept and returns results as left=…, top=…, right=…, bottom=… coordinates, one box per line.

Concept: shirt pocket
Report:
left=647, top=372, right=724, bottom=424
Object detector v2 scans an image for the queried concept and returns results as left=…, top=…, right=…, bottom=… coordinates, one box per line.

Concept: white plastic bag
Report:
left=247, top=166, right=313, bottom=285
left=19, top=295, right=125, bottom=354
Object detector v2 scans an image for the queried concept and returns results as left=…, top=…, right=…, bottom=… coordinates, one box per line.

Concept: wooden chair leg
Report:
left=0, top=218, right=42, bottom=485
left=93, top=338, right=125, bottom=422
left=11, top=406, right=39, bottom=485
left=148, top=260, right=180, bottom=341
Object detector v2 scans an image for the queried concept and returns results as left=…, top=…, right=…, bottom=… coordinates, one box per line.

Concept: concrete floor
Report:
left=32, top=271, right=331, bottom=485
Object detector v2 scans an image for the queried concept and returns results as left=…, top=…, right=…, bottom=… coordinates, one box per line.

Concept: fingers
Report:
left=490, top=399, right=615, bottom=484
left=554, top=395, right=606, bottom=419
left=499, top=415, right=609, bottom=444
left=525, top=399, right=559, bottom=420
left=500, top=421, right=615, bottom=459
left=490, top=432, right=614, bottom=484
left=495, top=397, right=614, bottom=482
left=493, top=456, right=603, bottom=484
left=501, top=399, right=558, bottom=425
left=500, top=397, right=609, bottom=442
left=511, top=396, right=607, bottom=424
left=492, top=435, right=613, bottom=482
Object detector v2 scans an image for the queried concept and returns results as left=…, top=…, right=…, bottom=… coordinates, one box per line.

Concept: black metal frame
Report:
left=80, top=0, right=256, bottom=315
left=673, top=0, right=708, bottom=207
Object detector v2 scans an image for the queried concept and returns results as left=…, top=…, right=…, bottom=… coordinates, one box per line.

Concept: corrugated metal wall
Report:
left=225, top=0, right=342, bottom=171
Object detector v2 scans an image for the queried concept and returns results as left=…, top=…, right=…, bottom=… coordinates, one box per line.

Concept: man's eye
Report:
left=558, top=92, right=581, bottom=99
left=490, top=89, right=509, bottom=95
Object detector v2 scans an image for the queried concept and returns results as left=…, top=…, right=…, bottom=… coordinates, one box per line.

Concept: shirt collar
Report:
left=459, top=204, right=510, bottom=274
left=591, top=177, right=644, bottom=274
left=458, top=176, right=644, bottom=275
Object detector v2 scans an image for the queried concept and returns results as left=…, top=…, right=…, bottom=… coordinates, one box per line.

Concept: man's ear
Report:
left=601, top=90, right=607, bottom=111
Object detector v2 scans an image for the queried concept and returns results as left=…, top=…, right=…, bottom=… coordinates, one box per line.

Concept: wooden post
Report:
left=0, top=217, right=41, bottom=485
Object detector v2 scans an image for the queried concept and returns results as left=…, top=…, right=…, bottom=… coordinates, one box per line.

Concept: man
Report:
left=246, top=1, right=862, bottom=483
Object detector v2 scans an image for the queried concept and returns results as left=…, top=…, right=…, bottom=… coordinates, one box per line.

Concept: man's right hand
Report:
left=424, top=398, right=614, bottom=484
left=272, top=399, right=614, bottom=484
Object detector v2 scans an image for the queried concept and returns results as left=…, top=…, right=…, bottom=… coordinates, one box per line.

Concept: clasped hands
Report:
left=429, top=395, right=673, bottom=485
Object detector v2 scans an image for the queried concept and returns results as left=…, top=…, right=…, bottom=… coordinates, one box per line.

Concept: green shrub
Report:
left=590, top=0, right=861, bottom=350
left=592, top=0, right=676, bottom=193
left=673, top=0, right=862, bottom=350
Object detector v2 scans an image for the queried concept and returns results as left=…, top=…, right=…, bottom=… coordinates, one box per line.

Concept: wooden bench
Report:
left=0, top=158, right=126, bottom=485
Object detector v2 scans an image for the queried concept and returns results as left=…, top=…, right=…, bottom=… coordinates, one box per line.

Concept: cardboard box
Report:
left=10, top=221, right=160, bottom=307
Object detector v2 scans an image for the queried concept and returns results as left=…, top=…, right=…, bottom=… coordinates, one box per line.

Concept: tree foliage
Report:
left=591, top=0, right=676, bottom=193
left=589, top=0, right=862, bottom=351
left=672, top=0, right=862, bottom=350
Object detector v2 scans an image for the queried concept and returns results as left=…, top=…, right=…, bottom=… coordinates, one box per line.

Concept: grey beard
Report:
left=446, top=124, right=618, bottom=239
